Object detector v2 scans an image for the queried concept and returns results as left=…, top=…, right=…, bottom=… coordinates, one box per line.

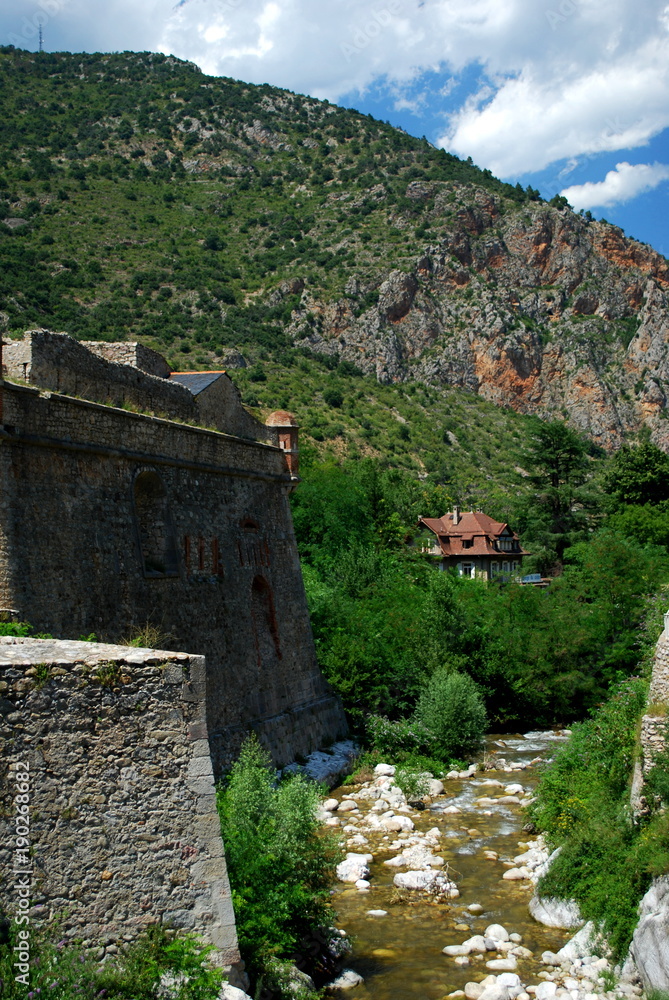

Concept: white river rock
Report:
left=529, top=895, right=584, bottom=929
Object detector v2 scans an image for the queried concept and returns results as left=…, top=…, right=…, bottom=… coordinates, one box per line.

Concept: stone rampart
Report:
left=0, top=637, right=240, bottom=965
left=649, top=614, right=669, bottom=704
left=3, top=330, right=195, bottom=422
left=0, top=378, right=346, bottom=771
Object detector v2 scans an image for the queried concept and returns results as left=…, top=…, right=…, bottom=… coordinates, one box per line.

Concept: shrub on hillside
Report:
left=414, top=670, right=487, bottom=759
left=217, top=735, right=340, bottom=979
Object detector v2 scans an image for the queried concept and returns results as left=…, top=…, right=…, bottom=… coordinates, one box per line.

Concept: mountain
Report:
left=1, top=46, right=668, bottom=455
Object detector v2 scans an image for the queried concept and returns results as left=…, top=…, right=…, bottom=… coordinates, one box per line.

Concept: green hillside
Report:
left=0, top=47, right=539, bottom=346
left=0, top=45, right=564, bottom=498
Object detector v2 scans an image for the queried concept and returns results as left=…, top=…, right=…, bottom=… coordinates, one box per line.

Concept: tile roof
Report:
left=418, top=510, right=530, bottom=558
left=169, top=371, right=226, bottom=395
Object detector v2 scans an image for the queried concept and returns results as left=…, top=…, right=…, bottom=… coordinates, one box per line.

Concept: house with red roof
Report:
left=417, top=507, right=529, bottom=580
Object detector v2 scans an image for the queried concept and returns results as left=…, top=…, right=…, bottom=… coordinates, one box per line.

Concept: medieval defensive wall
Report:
left=0, top=330, right=347, bottom=969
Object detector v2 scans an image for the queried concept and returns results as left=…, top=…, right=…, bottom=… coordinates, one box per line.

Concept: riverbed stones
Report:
left=383, top=844, right=444, bottom=868
left=381, top=813, right=414, bottom=832
left=529, top=895, right=584, bottom=929
left=478, top=985, right=514, bottom=1000
left=485, top=924, right=510, bottom=942
left=336, top=853, right=372, bottom=883
left=338, top=800, right=359, bottom=813
left=535, top=983, right=558, bottom=1000
left=319, top=735, right=644, bottom=1000
left=374, top=763, right=396, bottom=776
left=503, top=867, right=532, bottom=880
left=462, top=936, right=489, bottom=953
left=444, top=944, right=472, bottom=956
left=328, top=969, right=364, bottom=990
left=487, top=958, right=518, bottom=972
left=541, top=952, right=561, bottom=966
left=393, top=869, right=459, bottom=897
left=465, top=983, right=486, bottom=999
left=322, top=798, right=339, bottom=811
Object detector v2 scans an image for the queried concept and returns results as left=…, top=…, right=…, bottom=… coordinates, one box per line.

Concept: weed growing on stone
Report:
left=33, top=662, right=51, bottom=689
left=95, top=661, right=120, bottom=688
left=122, top=622, right=174, bottom=649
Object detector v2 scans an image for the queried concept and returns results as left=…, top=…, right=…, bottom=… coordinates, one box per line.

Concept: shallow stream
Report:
left=328, top=732, right=573, bottom=1000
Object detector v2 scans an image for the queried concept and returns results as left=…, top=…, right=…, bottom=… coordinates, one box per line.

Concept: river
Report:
left=326, top=731, right=574, bottom=1000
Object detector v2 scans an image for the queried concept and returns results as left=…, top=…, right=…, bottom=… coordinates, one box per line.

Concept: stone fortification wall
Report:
left=0, top=637, right=240, bottom=965
left=3, top=330, right=195, bottom=422
left=0, top=381, right=346, bottom=769
left=649, top=614, right=669, bottom=704
left=637, top=612, right=669, bottom=775
left=82, top=341, right=173, bottom=380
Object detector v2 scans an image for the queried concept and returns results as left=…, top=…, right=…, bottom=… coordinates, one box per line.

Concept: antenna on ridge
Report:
left=38, top=24, right=43, bottom=52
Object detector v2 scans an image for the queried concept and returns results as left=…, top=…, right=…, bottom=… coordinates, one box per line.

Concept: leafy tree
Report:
left=603, top=442, right=669, bottom=507
left=520, top=420, right=593, bottom=571
left=607, top=503, right=669, bottom=549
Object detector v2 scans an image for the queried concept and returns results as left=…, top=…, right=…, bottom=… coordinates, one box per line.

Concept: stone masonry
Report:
left=0, top=637, right=240, bottom=965
left=639, top=610, right=669, bottom=775
left=0, top=332, right=347, bottom=772
left=3, top=330, right=195, bottom=423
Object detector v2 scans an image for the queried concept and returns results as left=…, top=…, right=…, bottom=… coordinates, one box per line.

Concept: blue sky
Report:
left=3, top=0, right=669, bottom=256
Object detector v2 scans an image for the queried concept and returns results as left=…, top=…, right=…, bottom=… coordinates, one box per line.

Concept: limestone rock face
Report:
left=292, top=196, right=669, bottom=451
left=630, top=876, right=669, bottom=991
left=528, top=894, right=584, bottom=929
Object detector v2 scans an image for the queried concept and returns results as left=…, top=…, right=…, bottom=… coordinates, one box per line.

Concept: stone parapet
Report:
left=3, top=330, right=195, bottom=423
left=82, top=341, right=173, bottom=380
left=0, top=637, right=240, bottom=964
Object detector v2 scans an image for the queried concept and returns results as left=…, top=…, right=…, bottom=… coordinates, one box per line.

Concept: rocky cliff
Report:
left=290, top=187, right=669, bottom=452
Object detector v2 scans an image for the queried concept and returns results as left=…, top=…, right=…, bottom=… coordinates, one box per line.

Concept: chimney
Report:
left=452, top=505, right=460, bottom=525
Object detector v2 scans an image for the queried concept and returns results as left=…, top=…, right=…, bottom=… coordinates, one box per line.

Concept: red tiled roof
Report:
left=418, top=510, right=530, bottom=558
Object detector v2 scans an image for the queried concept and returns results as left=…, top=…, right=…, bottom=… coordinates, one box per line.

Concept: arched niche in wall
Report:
left=132, top=469, right=179, bottom=578
left=251, top=575, right=281, bottom=669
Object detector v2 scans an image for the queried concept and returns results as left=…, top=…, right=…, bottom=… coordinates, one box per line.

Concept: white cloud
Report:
left=157, top=0, right=669, bottom=177
left=560, top=161, right=669, bottom=211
